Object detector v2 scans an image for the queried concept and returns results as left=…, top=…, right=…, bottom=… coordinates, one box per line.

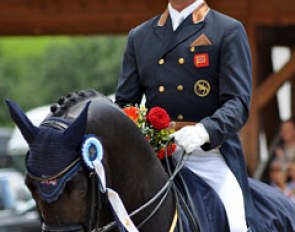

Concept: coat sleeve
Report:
left=115, top=29, right=143, bottom=108
left=200, top=21, right=252, bottom=151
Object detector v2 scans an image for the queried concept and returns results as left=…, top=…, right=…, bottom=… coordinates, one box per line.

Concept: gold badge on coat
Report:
left=194, top=80, right=210, bottom=97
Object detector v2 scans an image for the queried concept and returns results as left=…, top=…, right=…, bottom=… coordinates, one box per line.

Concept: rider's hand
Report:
left=170, top=123, right=209, bottom=154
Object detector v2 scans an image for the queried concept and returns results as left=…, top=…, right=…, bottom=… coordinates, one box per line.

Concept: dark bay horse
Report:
left=6, top=89, right=295, bottom=232
left=6, top=90, right=183, bottom=232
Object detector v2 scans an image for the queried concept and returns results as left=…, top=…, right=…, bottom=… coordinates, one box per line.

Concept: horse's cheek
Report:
left=71, top=184, right=89, bottom=208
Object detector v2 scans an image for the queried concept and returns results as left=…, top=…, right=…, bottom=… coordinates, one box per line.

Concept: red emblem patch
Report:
left=194, top=53, right=209, bottom=68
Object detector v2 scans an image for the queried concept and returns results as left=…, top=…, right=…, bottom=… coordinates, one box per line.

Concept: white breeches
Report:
left=173, top=147, right=248, bottom=232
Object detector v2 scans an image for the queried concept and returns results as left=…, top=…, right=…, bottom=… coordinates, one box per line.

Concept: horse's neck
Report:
left=98, top=114, right=168, bottom=206
left=104, top=123, right=175, bottom=231
left=109, top=126, right=168, bottom=195
left=83, top=102, right=175, bottom=231
left=69, top=100, right=169, bottom=195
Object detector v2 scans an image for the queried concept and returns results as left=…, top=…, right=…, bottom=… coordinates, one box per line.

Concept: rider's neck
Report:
left=169, top=0, right=196, bottom=12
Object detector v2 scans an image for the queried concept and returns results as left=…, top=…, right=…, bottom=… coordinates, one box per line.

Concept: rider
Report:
left=115, top=0, right=261, bottom=231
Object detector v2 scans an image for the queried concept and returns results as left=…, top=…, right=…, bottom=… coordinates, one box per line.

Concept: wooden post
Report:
left=241, top=25, right=260, bottom=175
left=255, top=27, right=281, bottom=150
left=257, top=51, right=295, bottom=109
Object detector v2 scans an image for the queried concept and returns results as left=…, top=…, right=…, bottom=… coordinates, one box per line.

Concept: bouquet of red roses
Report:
left=123, top=105, right=177, bottom=159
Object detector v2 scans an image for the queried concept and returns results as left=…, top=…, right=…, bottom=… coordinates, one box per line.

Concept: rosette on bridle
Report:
left=6, top=100, right=90, bottom=202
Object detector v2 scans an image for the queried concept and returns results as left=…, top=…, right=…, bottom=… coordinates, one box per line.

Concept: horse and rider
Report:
left=6, top=89, right=295, bottom=232
left=5, top=0, right=295, bottom=231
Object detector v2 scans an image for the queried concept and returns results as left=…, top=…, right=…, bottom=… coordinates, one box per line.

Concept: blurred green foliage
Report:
left=0, top=36, right=127, bottom=126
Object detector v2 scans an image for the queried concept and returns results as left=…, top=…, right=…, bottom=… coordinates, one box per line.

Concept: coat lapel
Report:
left=162, top=18, right=206, bottom=57
left=154, top=3, right=210, bottom=58
left=154, top=9, right=174, bottom=43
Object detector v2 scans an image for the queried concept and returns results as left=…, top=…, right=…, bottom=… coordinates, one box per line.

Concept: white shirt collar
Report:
left=168, top=0, right=204, bottom=31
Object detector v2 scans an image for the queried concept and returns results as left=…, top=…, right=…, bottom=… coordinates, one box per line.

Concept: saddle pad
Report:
left=175, top=167, right=230, bottom=232
left=248, top=178, right=295, bottom=232
left=174, top=167, right=295, bottom=232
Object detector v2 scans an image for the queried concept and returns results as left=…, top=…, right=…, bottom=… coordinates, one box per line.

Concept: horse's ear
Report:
left=5, top=99, right=39, bottom=144
left=63, top=101, right=91, bottom=148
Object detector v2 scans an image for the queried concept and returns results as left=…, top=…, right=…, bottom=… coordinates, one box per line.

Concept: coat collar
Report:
left=154, top=2, right=210, bottom=58
left=157, top=9, right=169, bottom=27
left=157, top=2, right=210, bottom=27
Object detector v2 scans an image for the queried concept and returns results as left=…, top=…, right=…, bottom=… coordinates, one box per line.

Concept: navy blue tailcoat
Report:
left=116, top=2, right=261, bottom=231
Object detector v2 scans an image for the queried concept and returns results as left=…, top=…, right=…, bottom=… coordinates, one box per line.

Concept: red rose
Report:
left=167, top=144, right=177, bottom=155
left=157, top=149, right=165, bottom=160
left=146, top=107, right=171, bottom=130
left=156, top=144, right=177, bottom=160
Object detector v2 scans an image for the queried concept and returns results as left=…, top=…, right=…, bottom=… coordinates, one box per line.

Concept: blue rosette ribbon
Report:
left=81, top=134, right=103, bottom=170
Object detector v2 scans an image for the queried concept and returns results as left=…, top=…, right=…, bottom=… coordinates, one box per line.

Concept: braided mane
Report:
left=50, top=89, right=108, bottom=117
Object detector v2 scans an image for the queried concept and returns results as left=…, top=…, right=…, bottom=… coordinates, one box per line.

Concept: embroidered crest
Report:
left=41, top=179, right=57, bottom=186
left=81, top=135, right=103, bottom=170
left=35, top=162, right=81, bottom=202
left=194, top=80, right=211, bottom=97
left=194, top=53, right=209, bottom=68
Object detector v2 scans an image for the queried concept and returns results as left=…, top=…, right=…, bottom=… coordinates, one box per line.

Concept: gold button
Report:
left=178, top=58, right=185, bottom=64
left=158, top=58, right=165, bottom=65
left=177, top=115, right=184, bottom=121
left=190, top=47, right=195, bottom=52
left=158, top=86, right=165, bottom=93
left=177, top=85, right=184, bottom=91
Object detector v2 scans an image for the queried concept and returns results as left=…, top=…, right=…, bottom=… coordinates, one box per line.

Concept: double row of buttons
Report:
left=158, top=85, right=184, bottom=93
left=158, top=57, right=184, bottom=93
left=158, top=58, right=185, bottom=65
left=157, top=57, right=186, bottom=121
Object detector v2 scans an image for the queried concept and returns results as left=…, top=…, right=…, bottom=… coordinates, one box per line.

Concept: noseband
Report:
left=42, top=224, right=85, bottom=232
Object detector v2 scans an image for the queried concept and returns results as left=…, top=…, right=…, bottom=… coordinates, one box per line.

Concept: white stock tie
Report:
left=173, top=15, right=184, bottom=31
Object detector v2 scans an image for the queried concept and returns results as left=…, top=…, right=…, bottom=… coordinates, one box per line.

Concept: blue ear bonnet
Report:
left=6, top=100, right=91, bottom=202
left=27, top=119, right=79, bottom=177
left=27, top=119, right=84, bottom=202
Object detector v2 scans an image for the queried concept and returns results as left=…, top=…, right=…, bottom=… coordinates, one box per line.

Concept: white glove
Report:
left=170, top=123, right=210, bottom=154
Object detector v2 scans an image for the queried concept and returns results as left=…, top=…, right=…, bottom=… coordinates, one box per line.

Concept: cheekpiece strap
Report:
left=92, top=160, right=139, bottom=232
left=81, top=135, right=139, bottom=232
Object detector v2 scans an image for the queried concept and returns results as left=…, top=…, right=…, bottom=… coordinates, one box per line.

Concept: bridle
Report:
left=28, top=119, right=200, bottom=232
left=94, top=158, right=186, bottom=232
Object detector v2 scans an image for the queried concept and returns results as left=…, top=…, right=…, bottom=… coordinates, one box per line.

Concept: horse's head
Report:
left=6, top=90, right=175, bottom=232
left=6, top=95, right=99, bottom=231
